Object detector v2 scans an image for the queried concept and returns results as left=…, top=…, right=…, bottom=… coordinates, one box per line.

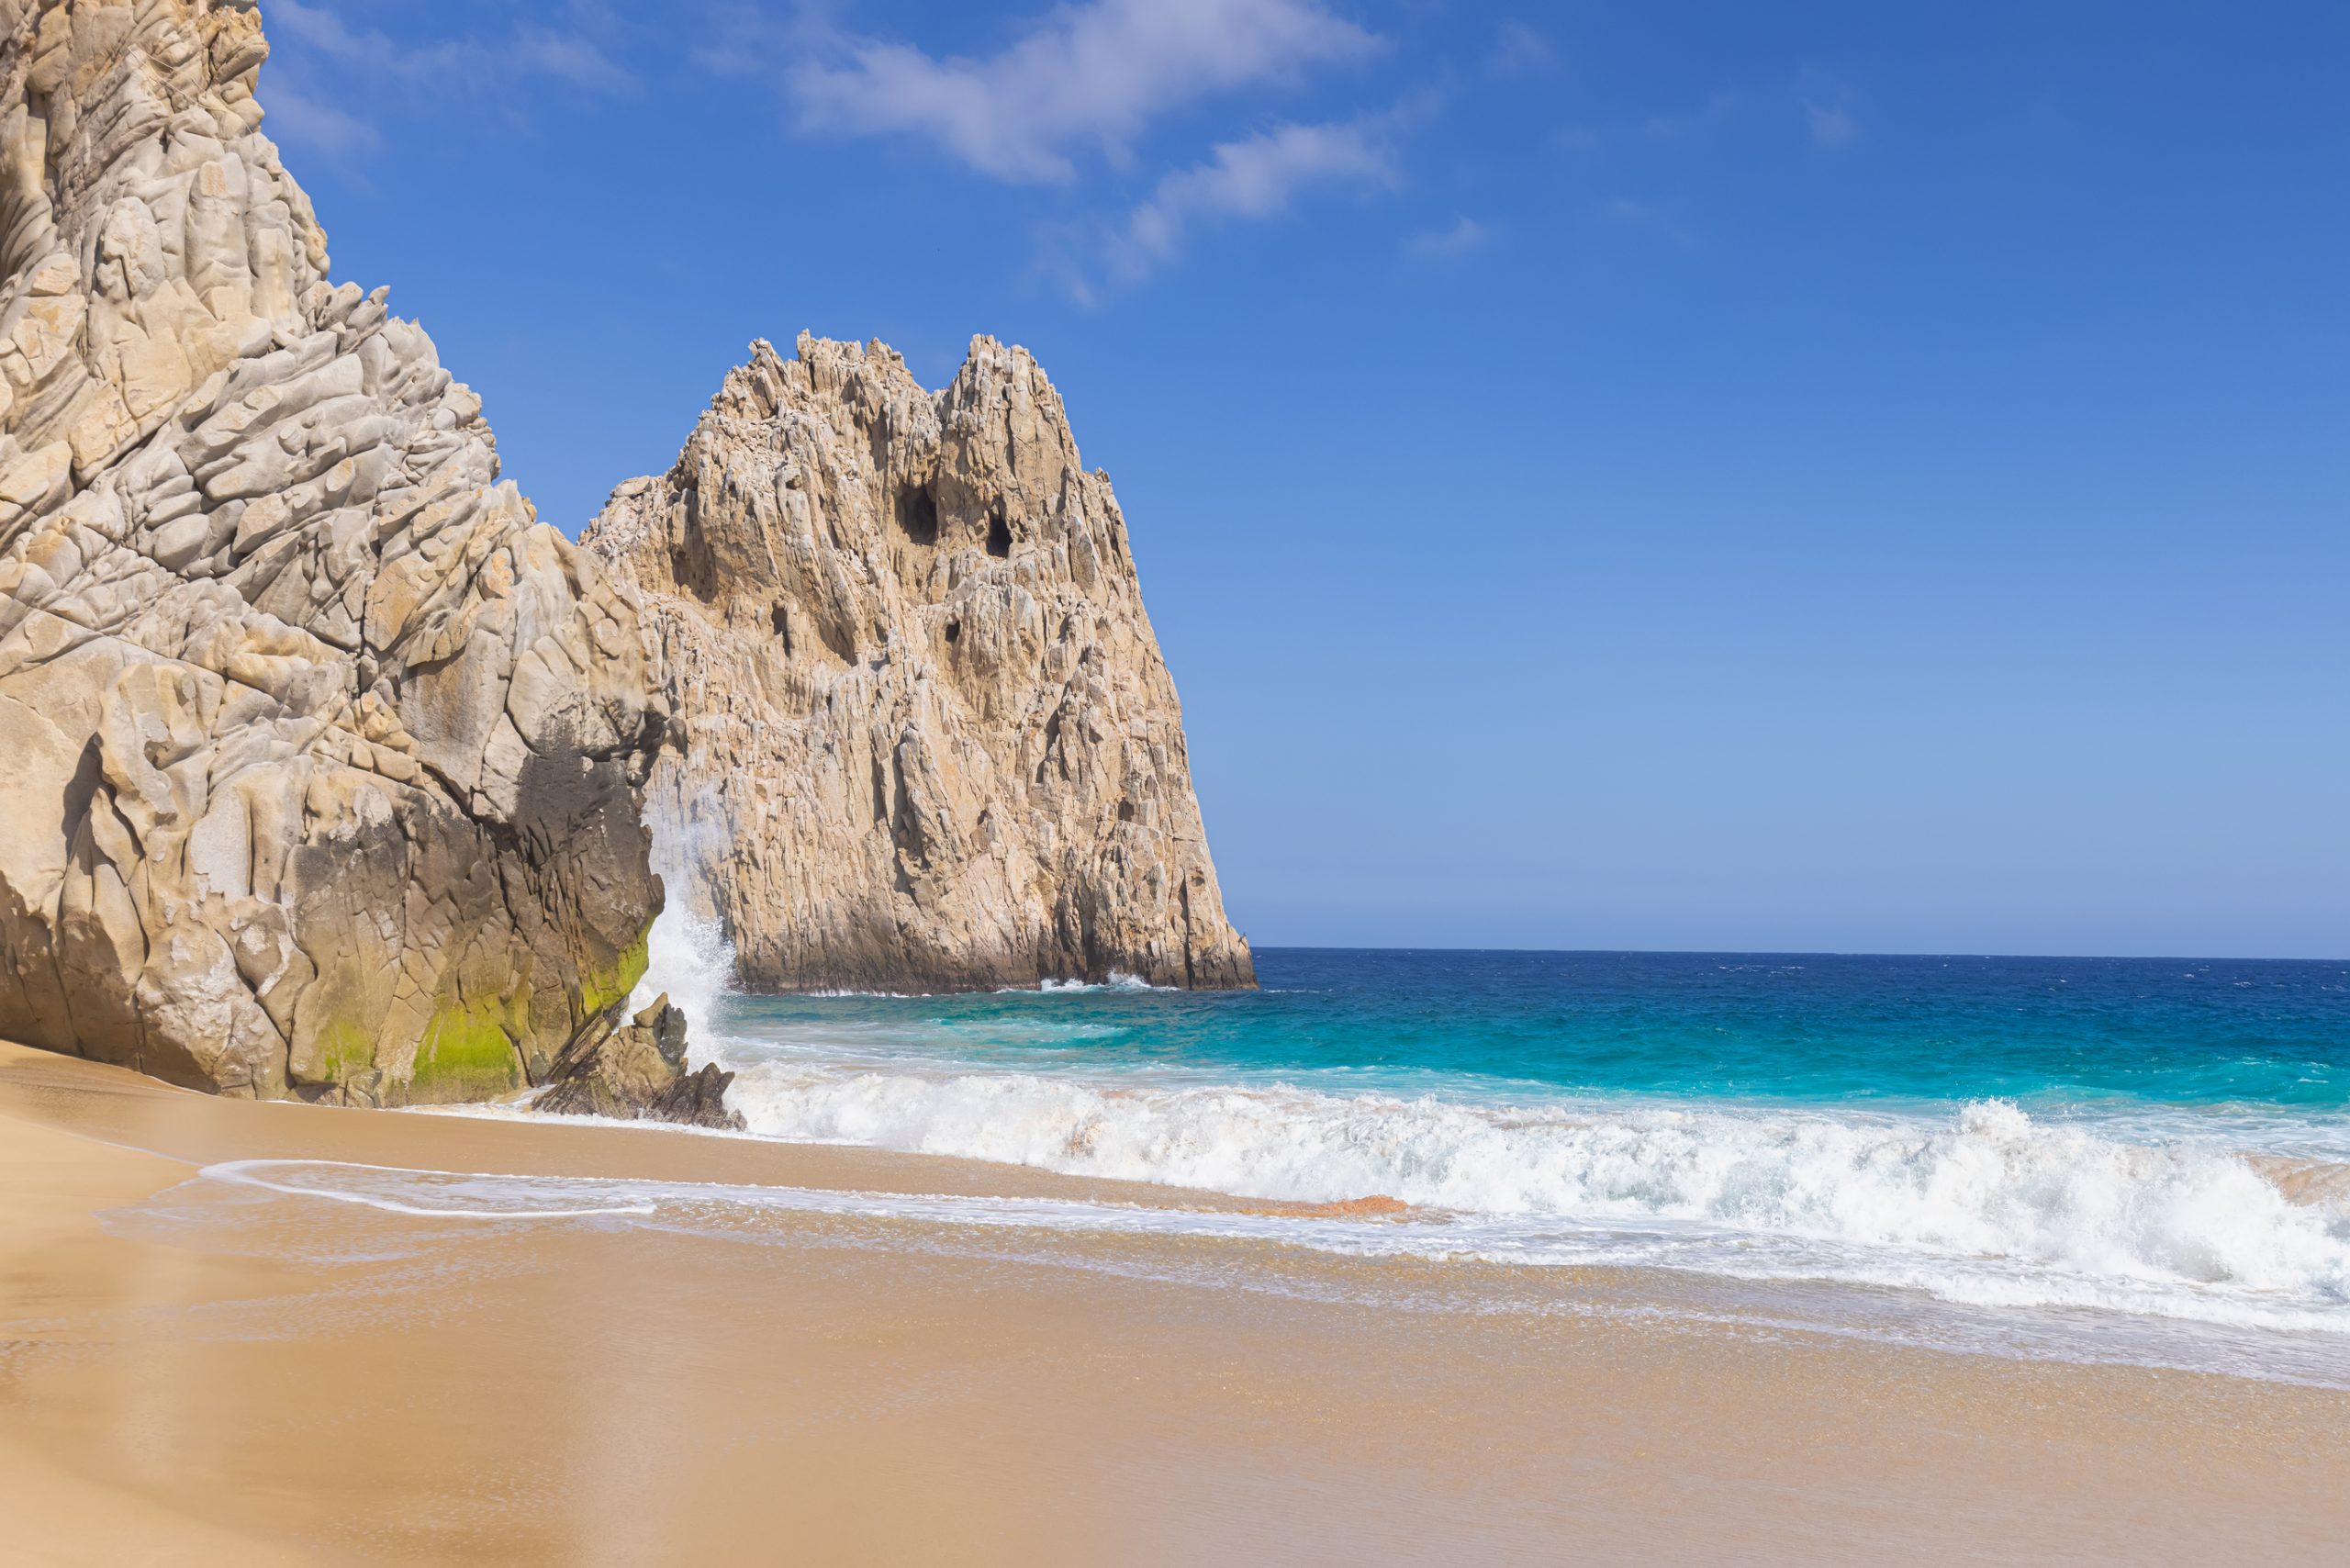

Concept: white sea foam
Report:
left=588, top=825, right=2350, bottom=1353
left=207, top=1159, right=663, bottom=1220
left=179, top=1152, right=2350, bottom=1383
left=717, top=1061, right=2350, bottom=1333
left=767, top=975, right=1166, bottom=1000
left=1034, top=972, right=1164, bottom=993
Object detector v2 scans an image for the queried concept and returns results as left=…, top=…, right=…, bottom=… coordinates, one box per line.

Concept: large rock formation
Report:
left=584, top=334, right=1254, bottom=992
left=0, top=0, right=676, bottom=1104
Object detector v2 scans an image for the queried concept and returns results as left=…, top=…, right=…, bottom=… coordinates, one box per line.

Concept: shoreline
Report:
left=4, top=1040, right=2347, bottom=1564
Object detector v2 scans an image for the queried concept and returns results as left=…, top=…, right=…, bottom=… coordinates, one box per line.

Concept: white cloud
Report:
left=1488, top=20, right=1553, bottom=77
left=515, top=28, right=636, bottom=93
left=274, top=1, right=487, bottom=84
left=691, top=1, right=832, bottom=80
left=1641, top=90, right=1743, bottom=142
left=1800, top=67, right=1860, bottom=149
left=1406, top=216, right=1488, bottom=261
left=789, top=0, right=1382, bottom=183
left=263, top=0, right=634, bottom=153
left=1805, top=95, right=1858, bottom=149
left=1108, top=117, right=1397, bottom=282
left=262, top=83, right=383, bottom=156
left=1598, top=196, right=1664, bottom=226
left=1594, top=196, right=1695, bottom=247
left=268, top=0, right=382, bottom=66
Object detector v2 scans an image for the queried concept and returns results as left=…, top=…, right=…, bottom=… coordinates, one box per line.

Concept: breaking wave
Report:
left=1034, top=972, right=1164, bottom=993
left=589, top=899, right=2350, bottom=1352
left=721, top=1061, right=2350, bottom=1333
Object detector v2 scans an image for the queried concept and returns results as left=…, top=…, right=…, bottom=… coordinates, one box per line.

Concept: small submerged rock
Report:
left=537, top=994, right=746, bottom=1131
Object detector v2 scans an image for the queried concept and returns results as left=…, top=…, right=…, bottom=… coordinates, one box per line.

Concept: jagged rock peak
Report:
left=0, top=0, right=679, bottom=1104
left=584, top=330, right=1256, bottom=993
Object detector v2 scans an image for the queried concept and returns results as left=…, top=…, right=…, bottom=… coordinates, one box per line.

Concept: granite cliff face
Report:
left=584, top=334, right=1254, bottom=992
left=0, top=0, right=1248, bottom=1106
left=0, top=0, right=675, bottom=1103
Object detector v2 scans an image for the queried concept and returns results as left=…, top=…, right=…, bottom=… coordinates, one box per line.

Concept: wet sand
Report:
left=3, top=1039, right=2345, bottom=1565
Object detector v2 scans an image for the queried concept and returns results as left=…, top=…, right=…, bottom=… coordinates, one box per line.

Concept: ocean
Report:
left=636, top=945, right=2350, bottom=1383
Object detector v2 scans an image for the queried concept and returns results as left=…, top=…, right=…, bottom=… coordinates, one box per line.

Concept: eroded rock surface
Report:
left=0, top=0, right=673, bottom=1103
left=584, top=334, right=1254, bottom=992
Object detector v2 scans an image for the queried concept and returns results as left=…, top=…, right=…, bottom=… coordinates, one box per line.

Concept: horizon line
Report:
left=1246, top=945, right=2349, bottom=965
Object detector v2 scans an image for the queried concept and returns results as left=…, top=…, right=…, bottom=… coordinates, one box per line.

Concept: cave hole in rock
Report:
left=770, top=602, right=793, bottom=655
left=945, top=619, right=961, bottom=644
left=986, top=510, right=1013, bottom=558
left=896, top=484, right=940, bottom=546
left=1117, top=800, right=1136, bottom=823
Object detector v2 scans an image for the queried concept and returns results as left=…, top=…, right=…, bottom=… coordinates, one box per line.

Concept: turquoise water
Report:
left=722, top=949, right=2350, bottom=1128
left=666, top=947, right=2350, bottom=1376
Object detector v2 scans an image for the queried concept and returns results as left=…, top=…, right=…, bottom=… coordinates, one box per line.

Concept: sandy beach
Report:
left=1, top=1039, right=2344, bottom=1566
left=1, top=1, right=2337, bottom=1563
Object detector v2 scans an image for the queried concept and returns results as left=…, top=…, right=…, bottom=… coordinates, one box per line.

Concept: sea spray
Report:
left=629, top=809, right=740, bottom=1026
left=629, top=899, right=737, bottom=1025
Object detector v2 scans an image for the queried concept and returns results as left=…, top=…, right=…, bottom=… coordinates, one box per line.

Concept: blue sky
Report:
left=263, top=1, right=2349, bottom=958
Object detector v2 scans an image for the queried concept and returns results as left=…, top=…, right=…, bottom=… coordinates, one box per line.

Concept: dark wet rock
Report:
left=646, top=1062, right=746, bottom=1133
left=537, top=992, right=742, bottom=1129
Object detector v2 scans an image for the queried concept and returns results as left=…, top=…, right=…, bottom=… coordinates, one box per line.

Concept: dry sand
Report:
left=2, top=1038, right=2344, bottom=1565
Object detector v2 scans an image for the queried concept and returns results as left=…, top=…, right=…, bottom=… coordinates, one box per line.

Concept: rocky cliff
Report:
left=584, top=334, right=1253, bottom=992
left=0, top=0, right=675, bottom=1104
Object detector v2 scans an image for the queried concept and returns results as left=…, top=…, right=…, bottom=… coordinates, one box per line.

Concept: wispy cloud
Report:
left=1488, top=20, right=1554, bottom=77
left=1560, top=73, right=1863, bottom=165
left=1107, top=116, right=1400, bottom=284
left=1802, top=75, right=1860, bottom=149
left=269, top=0, right=388, bottom=68
left=1805, top=99, right=1857, bottom=148
left=788, top=0, right=1382, bottom=183
left=274, top=0, right=632, bottom=88
left=263, top=0, right=636, bottom=154
left=691, top=1, right=832, bottom=79
left=1406, top=216, right=1489, bottom=261
left=514, top=27, right=636, bottom=93
left=1641, top=90, right=1745, bottom=143
left=1594, top=196, right=1696, bottom=247
left=263, top=82, right=383, bottom=156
